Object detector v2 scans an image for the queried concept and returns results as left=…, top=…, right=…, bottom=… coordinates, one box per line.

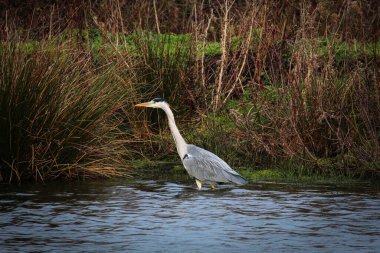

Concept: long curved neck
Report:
left=161, top=104, right=187, bottom=159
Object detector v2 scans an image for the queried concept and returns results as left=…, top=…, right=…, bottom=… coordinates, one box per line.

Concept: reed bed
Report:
left=1, top=0, right=379, bottom=182
left=0, top=42, right=134, bottom=182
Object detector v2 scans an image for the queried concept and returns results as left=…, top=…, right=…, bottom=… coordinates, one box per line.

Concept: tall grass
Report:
left=1, top=1, right=379, bottom=181
left=197, top=4, right=380, bottom=178
left=129, top=32, right=194, bottom=107
left=0, top=42, right=132, bottom=183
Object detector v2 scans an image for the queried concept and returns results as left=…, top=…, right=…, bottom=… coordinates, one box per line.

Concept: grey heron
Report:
left=135, top=98, right=247, bottom=190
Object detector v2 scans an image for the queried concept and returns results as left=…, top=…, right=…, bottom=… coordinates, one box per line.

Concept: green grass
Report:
left=315, top=37, right=380, bottom=60
left=9, top=30, right=380, bottom=65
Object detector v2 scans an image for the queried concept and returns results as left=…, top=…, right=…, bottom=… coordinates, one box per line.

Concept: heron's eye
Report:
left=152, top=98, right=165, bottom=103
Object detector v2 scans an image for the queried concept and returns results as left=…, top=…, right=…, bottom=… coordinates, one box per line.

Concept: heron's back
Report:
left=182, top=144, right=247, bottom=185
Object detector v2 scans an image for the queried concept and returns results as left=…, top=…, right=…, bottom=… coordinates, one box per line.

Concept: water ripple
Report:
left=0, top=180, right=379, bottom=252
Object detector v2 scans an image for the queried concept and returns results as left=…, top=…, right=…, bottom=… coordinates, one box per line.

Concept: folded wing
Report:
left=182, top=144, right=247, bottom=185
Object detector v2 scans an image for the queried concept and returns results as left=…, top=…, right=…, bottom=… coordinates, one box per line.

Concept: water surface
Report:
left=1, top=179, right=379, bottom=252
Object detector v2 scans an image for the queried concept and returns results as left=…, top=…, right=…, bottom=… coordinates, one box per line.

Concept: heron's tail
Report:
left=230, top=174, right=248, bottom=185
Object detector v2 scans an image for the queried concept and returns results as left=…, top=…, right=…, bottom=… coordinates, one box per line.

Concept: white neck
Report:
left=160, top=103, right=187, bottom=159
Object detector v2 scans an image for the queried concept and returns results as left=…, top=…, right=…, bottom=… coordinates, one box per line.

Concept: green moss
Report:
left=237, top=167, right=285, bottom=180
left=235, top=165, right=373, bottom=186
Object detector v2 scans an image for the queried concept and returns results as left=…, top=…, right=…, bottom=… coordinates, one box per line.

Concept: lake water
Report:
left=1, top=179, right=379, bottom=252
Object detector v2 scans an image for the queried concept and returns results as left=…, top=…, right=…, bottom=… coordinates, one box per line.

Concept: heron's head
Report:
left=134, top=98, right=168, bottom=109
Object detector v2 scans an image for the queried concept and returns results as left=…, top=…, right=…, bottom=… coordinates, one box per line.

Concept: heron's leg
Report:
left=210, top=183, right=217, bottom=190
left=195, top=179, right=202, bottom=190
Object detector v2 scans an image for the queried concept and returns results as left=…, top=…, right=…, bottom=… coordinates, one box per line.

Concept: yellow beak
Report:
left=134, top=102, right=151, bottom=107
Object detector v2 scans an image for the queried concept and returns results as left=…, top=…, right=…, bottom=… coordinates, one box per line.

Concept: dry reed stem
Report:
left=222, top=2, right=255, bottom=105
left=213, top=0, right=233, bottom=112
left=200, top=10, right=214, bottom=107
left=153, top=0, right=161, bottom=34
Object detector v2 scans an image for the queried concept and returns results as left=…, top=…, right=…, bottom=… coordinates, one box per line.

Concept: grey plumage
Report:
left=183, top=144, right=247, bottom=185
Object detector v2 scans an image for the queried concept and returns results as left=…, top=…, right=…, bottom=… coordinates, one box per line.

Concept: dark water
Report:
left=1, top=179, right=379, bottom=253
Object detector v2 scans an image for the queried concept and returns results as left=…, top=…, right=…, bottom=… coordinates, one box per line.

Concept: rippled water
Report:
left=1, top=179, right=379, bottom=252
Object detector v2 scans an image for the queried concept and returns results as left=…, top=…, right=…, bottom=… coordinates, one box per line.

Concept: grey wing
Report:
left=182, top=145, right=247, bottom=185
